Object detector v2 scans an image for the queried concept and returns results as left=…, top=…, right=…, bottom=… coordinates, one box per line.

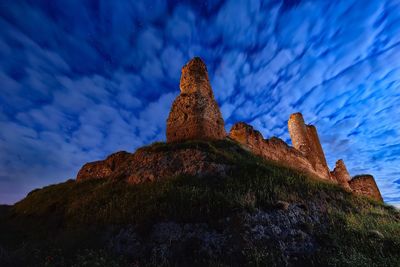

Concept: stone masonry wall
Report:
left=166, top=57, right=226, bottom=142
left=76, top=57, right=384, bottom=203
left=229, top=122, right=326, bottom=179
left=77, top=147, right=230, bottom=184
left=330, top=159, right=351, bottom=190
left=349, top=175, right=383, bottom=202
left=77, top=151, right=131, bottom=181
left=288, top=113, right=331, bottom=180
left=229, top=119, right=383, bottom=201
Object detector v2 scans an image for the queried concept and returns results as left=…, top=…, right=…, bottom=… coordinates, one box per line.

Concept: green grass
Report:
left=0, top=139, right=399, bottom=266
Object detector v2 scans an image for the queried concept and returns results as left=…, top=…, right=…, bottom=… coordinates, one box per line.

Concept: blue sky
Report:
left=0, top=0, right=400, bottom=205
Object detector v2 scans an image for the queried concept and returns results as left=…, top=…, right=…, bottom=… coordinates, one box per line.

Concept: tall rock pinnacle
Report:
left=166, top=57, right=226, bottom=142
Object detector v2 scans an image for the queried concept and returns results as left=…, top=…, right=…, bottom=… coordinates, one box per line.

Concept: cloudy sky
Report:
left=0, top=0, right=400, bottom=205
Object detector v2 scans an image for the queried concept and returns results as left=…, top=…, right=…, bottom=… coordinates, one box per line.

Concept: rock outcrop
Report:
left=166, top=57, right=226, bottom=142
left=349, top=175, right=383, bottom=202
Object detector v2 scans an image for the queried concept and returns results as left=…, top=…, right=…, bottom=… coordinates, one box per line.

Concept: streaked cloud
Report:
left=0, top=0, right=399, bottom=204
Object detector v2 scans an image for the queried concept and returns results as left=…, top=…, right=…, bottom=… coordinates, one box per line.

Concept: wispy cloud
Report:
left=0, top=0, right=399, bottom=204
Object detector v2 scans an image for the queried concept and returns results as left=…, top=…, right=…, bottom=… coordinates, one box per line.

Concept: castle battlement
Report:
left=230, top=112, right=382, bottom=201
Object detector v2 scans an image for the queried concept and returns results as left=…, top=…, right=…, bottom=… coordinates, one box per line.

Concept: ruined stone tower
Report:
left=331, top=159, right=352, bottom=190
left=288, top=113, right=312, bottom=156
left=166, top=57, right=226, bottom=142
left=349, top=175, right=383, bottom=202
left=288, top=113, right=330, bottom=180
left=76, top=57, right=384, bottom=203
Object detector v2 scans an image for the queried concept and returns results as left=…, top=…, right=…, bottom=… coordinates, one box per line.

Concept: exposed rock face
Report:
left=349, top=175, right=383, bottom=202
left=107, top=202, right=326, bottom=266
left=77, top=145, right=231, bottom=183
left=166, top=57, right=226, bottom=142
left=229, top=122, right=323, bottom=179
left=288, top=113, right=331, bottom=180
left=330, top=160, right=351, bottom=190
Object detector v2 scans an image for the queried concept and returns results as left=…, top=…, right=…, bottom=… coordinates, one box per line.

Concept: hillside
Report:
left=0, top=139, right=399, bottom=267
left=0, top=57, right=396, bottom=267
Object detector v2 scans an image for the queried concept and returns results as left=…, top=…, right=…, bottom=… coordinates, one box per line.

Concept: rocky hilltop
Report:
left=77, top=57, right=383, bottom=202
left=1, top=57, right=398, bottom=267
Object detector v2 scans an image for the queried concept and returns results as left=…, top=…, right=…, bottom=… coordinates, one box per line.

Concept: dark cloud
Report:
left=0, top=0, right=400, bottom=205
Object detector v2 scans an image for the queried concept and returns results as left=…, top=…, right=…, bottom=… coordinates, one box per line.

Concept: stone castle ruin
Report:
left=288, top=113, right=331, bottom=180
left=77, top=57, right=383, bottom=202
left=166, top=57, right=226, bottom=142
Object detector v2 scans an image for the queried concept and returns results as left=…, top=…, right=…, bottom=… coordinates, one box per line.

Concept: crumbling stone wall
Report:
left=330, top=159, right=351, bottom=190
left=229, top=120, right=383, bottom=201
left=287, top=113, right=331, bottom=180
left=77, top=147, right=230, bottom=183
left=287, top=113, right=311, bottom=156
left=229, top=122, right=325, bottom=179
left=77, top=151, right=130, bottom=181
left=306, top=125, right=327, bottom=168
left=166, top=57, right=226, bottom=142
left=76, top=57, right=384, bottom=204
left=349, top=175, right=383, bottom=202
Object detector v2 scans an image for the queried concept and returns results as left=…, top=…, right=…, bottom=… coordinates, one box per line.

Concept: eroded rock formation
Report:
left=166, top=57, right=226, bottom=142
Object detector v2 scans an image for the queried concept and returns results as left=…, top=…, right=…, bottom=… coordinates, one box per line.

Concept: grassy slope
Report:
left=0, top=139, right=399, bottom=266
